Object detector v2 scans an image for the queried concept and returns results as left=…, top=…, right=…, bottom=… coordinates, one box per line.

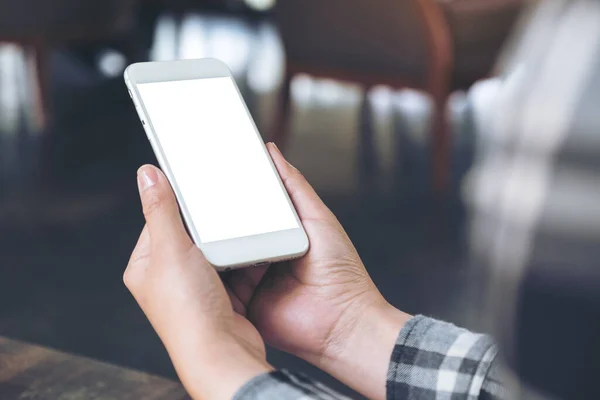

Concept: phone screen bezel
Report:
left=124, top=59, right=308, bottom=270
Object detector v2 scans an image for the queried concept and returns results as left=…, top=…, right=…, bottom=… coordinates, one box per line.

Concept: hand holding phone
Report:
left=125, top=144, right=407, bottom=400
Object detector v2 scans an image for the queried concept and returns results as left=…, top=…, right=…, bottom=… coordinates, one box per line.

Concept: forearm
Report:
left=304, top=300, right=412, bottom=400
left=167, top=334, right=273, bottom=400
left=300, top=304, right=509, bottom=400
left=233, top=312, right=510, bottom=400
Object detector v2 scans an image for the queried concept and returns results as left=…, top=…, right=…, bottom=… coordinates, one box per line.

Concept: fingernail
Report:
left=270, top=142, right=294, bottom=168
left=271, top=143, right=287, bottom=161
left=269, top=142, right=282, bottom=154
left=137, top=166, right=158, bottom=192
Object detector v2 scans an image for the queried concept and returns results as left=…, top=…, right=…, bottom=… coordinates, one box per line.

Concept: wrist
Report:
left=170, top=333, right=273, bottom=400
left=319, top=299, right=411, bottom=400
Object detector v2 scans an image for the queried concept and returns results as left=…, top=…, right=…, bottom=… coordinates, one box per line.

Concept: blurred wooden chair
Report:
left=440, top=0, right=524, bottom=90
left=274, top=0, right=523, bottom=190
left=0, top=0, right=139, bottom=130
left=274, top=0, right=452, bottom=190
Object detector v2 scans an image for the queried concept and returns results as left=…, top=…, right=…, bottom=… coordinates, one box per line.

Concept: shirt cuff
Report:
left=234, top=370, right=349, bottom=400
left=387, top=315, right=501, bottom=400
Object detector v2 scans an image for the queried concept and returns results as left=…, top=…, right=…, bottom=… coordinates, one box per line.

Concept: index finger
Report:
left=267, top=143, right=335, bottom=222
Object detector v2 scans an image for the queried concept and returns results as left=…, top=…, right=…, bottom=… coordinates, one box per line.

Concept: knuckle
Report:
left=142, top=190, right=166, bottom=218
left=288, top=162, right=301, bottom=175
left=291, top=166, right=306, bottom=181
left=123, top=267, right=134, bottom=289
left=123, top=264, right=142, bottom=290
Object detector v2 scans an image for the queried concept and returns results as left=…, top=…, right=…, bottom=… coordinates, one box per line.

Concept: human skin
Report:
left=124, top=144, right=410, bottom=399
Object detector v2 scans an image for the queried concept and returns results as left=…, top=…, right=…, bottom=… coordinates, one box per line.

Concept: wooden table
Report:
left=0, top=337, right=190, bottom=399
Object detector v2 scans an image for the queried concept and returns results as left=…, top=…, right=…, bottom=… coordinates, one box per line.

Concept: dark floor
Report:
left=0, top=13, right=486, bottom=398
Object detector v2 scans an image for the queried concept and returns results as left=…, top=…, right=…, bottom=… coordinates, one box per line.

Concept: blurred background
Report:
left=0, top=0, right=526, bottom=397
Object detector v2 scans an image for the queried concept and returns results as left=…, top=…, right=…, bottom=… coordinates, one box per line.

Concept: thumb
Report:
left=137, top=165, right=193, bottom=252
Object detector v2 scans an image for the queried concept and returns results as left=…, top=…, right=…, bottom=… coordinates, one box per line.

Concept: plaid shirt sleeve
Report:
left=387, top=315, right=508, bottom=400
left=233, top=370, right=352, bottom=400
left=235, top=316, right=508, bottom=400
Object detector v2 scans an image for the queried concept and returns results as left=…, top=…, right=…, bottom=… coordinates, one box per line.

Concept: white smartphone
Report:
left=124, top=58, right=309, bottom=270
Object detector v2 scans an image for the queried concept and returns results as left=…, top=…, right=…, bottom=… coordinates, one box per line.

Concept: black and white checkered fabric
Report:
left=386, top=316, right=506, bottom=400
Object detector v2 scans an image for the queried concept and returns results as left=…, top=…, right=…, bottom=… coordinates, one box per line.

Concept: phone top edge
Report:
left=124, top=58, right=232, bottom=85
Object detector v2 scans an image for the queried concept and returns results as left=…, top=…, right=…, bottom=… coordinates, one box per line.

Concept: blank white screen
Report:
left=137, top=77, right=298, bottom=243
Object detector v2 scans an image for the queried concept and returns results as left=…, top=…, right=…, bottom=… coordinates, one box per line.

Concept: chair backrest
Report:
left=441, top=0, right=525, bottom=87
left=275, top=0, right=450, bottom=87
left=0, top=0, right=138, bottom=44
